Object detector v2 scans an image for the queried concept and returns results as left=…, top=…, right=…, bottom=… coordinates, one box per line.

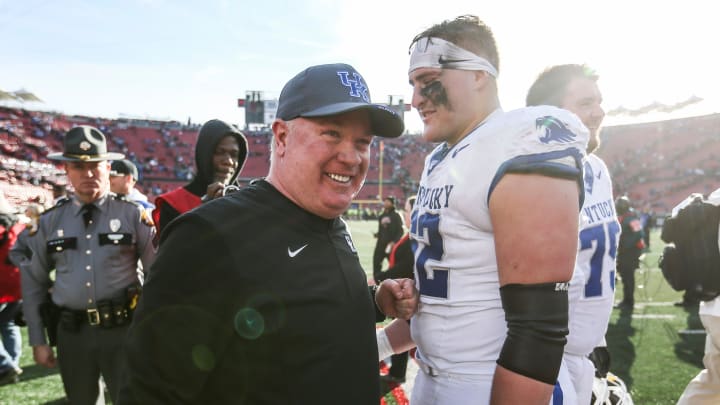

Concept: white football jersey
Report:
left=409, top=106, right=588, bottom=375
left=565, top=153, right=620, bottom=356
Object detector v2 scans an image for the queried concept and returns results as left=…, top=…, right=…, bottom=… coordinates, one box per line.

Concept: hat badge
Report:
left=79, top=141, right=92, bottom=151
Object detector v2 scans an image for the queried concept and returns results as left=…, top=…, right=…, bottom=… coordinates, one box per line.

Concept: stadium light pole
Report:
left=377, top=95, right=407, bottom=204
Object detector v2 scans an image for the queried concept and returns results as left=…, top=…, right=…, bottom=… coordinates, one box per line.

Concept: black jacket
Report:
left=618, top=211, right=644, bottom=261
left=375, top=234, right=414, bottom=282
left=120, top=180, right=379, bottom=404
left=376, top=208, right=403, bottom=244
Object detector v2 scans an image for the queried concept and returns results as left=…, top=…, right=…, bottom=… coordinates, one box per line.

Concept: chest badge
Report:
left=110, top=219, right=121, bottom=232
left=57, top=229, right=64, bottom=237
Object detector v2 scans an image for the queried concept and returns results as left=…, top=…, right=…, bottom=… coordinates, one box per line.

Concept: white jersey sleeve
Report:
left=410, top=106, right=588, bottom=374
left=488, top=107, right=589, bottom=203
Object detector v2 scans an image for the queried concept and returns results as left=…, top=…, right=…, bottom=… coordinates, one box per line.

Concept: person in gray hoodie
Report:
left=152, top=119, right=248, bottom=235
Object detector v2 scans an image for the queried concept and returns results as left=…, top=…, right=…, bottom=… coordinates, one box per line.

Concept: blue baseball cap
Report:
left=276, top=63, right=405, bottom=138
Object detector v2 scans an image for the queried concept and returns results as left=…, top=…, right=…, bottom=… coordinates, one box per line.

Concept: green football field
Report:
left=0, top=224, right=705, bottom=404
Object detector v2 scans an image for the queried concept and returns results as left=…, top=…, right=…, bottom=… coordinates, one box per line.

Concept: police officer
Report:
left=21, top=126, right=156, bottom=404
left=109, top=159, right=155, bottom=213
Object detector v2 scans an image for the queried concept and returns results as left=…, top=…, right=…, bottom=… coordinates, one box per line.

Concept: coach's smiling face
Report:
left=268, top=110, right=372, bottom=219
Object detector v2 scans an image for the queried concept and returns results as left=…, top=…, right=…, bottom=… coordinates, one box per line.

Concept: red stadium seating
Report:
left=4, top=106, right=720, bottom=217
left=597, top=113, right=720, bottom=212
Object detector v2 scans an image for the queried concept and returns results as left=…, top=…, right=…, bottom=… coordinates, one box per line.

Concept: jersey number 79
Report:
left=579, top=221, right=620, bottom=298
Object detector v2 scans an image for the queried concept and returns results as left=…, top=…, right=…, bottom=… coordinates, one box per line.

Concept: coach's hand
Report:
left=376, top=278, right=419, bottom=320
left=33, top=344, right=57, bottom=368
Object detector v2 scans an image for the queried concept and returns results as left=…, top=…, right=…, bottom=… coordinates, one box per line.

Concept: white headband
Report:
left=408, top=37, right=498, bottom=77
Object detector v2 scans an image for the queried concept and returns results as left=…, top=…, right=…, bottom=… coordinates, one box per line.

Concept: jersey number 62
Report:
left=410, top=212, right=449, bottom=299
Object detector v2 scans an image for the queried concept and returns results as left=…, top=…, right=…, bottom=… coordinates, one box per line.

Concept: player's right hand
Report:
left=33, top=345, right=57, bottom=368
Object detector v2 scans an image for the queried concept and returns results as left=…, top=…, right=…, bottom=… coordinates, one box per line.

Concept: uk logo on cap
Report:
left=337, top=71, right=370, bottom=103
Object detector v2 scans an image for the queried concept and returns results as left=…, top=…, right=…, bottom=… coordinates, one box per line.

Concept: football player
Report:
left=527, top=64, right=620, bottom=404
left=387, top=15, right=588, bottom=404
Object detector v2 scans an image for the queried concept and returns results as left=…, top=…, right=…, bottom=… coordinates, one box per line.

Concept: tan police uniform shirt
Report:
left=21, top=194, right=156, bottom=345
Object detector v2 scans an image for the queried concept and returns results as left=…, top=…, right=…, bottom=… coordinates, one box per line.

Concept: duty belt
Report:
left=60, top=301, right=132, bottom=330
left=87, top=308, right=101, bottom=326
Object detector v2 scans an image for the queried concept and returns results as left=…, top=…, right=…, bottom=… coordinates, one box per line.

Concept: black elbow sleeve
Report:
left=496, top=282, right=569, bottom=385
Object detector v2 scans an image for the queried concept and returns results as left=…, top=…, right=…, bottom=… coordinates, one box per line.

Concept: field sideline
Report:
left=0, top=224, right=705, bottom=404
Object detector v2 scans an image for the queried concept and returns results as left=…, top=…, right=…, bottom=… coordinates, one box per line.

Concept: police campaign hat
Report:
left=47, top=126, right=125, bottom=162
left=110, top=159, right=139, bottom=180
left=276, top=63, right=405, bottom=138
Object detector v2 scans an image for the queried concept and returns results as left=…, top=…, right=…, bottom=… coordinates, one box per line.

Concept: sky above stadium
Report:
left=1, top=0, right=718, bottom=133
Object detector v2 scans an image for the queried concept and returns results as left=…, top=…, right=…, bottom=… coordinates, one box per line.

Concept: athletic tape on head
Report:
left=409, top=37, right=498, bottom=77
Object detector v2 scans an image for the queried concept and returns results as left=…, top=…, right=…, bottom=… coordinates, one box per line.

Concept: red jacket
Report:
left=0, top=221, right=25, bottom=303
left=152, top=187, right=202, bottom=234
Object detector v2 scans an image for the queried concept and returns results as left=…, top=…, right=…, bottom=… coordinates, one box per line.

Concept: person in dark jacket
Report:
left=118, top=63, right=416, bottom=404
left=152, top=119, right=248, bottom=234
left=376, top=195, right=416, bottom=385
left=614, top=196, right=646, bottom=310
left=373, top=196, right=404, bottom=279
left=375, top=196, right=416, bottom=284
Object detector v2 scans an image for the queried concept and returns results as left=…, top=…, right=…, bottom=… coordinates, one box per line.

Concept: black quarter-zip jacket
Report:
left=119, top=180, right=379, bottom=404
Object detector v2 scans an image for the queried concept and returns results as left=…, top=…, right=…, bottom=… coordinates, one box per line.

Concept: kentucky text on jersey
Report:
left=416, top=185, right=454, bottom=210
left=583, top=198, right=615, bottom=225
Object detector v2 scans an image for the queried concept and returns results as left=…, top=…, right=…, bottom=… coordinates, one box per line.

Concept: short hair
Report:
left=526, top=64, right=599, bottom=107
left=409, top=15, right=500, bottom=74
left=384, top=196, right=396, bottom=206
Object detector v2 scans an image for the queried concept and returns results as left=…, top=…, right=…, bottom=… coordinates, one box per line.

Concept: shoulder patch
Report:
left=40, top=197, right=70, bottom=218
left=140, top=209, right=155, bottom=227
left=110, top=194, right=153, bottom=226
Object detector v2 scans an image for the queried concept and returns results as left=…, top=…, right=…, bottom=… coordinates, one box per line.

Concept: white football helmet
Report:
left=591, top=372, right=634, bottom=405
left=591, top=375, right=609, bottom=405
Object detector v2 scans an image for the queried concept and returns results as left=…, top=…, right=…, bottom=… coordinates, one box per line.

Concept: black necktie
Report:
left=82, top=204, right=95, bottom=228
